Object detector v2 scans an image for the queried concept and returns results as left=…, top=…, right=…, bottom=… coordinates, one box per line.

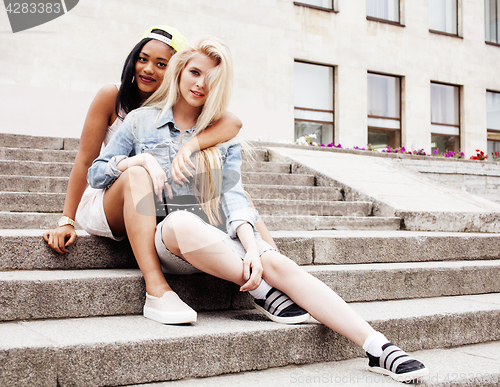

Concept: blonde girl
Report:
left=87, top=36, right=428, bottom=383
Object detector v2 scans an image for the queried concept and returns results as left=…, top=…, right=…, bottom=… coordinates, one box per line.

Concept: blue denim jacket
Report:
left=87, top=106, right=257, bottom=238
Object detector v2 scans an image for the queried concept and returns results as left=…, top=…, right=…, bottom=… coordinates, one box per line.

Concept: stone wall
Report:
left=390, top=158, right=500, bottom=204
left=1, top=0, right=500, bottom=155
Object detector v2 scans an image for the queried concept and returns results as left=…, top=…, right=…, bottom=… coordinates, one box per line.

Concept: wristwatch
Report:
left=58, top=216, right=75, bottom=227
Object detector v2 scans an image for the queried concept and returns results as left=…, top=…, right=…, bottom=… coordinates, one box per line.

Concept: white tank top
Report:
left=102, top=83, right=125, bottom=148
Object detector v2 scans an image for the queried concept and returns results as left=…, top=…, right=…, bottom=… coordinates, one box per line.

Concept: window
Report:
left=294, top=0, right=334, bottom=11
left=486, top=0, right=500, bottom=44
left=367, top=73, right=401, bottom=150
left=429, top=0, right=458, bottom=35
left=487, top=91, right=500, bottom=158
left=294, top=61, right=334, bottom=145
left=367, top=0, right=400, bottom=23
left=431, top=83, right=460, bottom=154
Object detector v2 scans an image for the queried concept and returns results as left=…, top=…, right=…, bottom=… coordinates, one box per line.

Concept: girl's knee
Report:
left=123, top=166, right=151, bottom=184
left=162, top=211, right=204, bottom=241
left=261, top=250, right=298, bottom=273
left=110, top=166, right=152, bottom=194
left=161, top=212, right=208, bottom=256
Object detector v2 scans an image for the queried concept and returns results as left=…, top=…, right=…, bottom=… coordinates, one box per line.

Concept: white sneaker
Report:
left=143, top=291, right=197, bottom=324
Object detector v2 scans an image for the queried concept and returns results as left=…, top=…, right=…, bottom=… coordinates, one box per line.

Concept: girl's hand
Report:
left=240, top=248, right=263, bottom=292
left=171, top=143, right=195, bottom=186
left=138, top=153, right=173, bottom=201
left=43, top=225, right=77, bottom=254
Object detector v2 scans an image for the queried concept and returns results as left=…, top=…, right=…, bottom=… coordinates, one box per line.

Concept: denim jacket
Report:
left=87, top=106, right=257, bottom=238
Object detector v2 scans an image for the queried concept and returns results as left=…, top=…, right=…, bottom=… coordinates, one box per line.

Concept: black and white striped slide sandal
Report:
left=367, top=342, right=429, bottom=383
left=254, top=287, right=310, bottom=324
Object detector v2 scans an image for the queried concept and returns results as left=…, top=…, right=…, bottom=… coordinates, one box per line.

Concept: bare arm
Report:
left=171, top=111, right=242, bottom=184
left=236, top=222, right=263, bottom=292
left=43, top=84, right=118, bottom=254
left=115, top=153, right=173, bottom=200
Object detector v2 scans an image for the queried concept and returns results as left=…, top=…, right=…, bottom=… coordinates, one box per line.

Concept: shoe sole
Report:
left=254, top=303, right=311, bottom=324
left=143, top=306, right=197, bottom=324
left=368, top=365, right=429, bottom=383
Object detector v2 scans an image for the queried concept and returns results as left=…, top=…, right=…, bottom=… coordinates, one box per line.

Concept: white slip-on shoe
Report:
left=143, top=291, right=197, bottom=324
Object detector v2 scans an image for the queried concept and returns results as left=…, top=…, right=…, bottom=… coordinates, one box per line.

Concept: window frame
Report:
left=293, top=1, right=337, bottom=12
left=293, top=60, right=335, bottom=144
left=429, top=0, right=460, bottom=37
left=487, top=88, right=500, bottom=159
left=366, top=0, right=403, bottom=27
left=487, top=89, right=500, bottom=151
left=367, top=72, right=403, bottom=149
left=485, top=0, right=500, bottom=45
left=430, top=81, right=461, bottom=152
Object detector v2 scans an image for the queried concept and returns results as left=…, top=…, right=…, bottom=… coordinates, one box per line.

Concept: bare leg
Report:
left=162, top=211, right=247, bottom=286
left=103, top=166, right=172, bottom=297
left=162, top=211, right=373, bottom=346
left=244, top=190, right=277, bottom=249
left=259, top=250, right=374, bottom=346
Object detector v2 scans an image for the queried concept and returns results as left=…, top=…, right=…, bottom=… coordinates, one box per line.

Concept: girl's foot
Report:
left=254, top=287, right=310, bottom=324
left=367, top=342, right=429, bottom=383
left=143, top=291, right=197, bottom=324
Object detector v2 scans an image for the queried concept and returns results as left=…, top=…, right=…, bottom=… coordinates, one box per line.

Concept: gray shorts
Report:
left=154, top=212, right=276, bottom=275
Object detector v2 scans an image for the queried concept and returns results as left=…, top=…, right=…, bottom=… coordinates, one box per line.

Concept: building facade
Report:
left=1, top=0, right=499, bottom=156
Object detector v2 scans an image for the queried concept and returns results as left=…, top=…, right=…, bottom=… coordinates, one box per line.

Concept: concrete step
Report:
left=0, top=192, right=65, bottom=212
left=140, top=341, right=500, bottom=386
left=0, top=191, right=350, bottom=216
left=0, top=147, right=77, bottom=163
left=0, top=133, right=78, bottom=150
left=243, top=148, right=267, bottom=162
left=0, top=202, right=378, bottom=230
left=253, top=199, right=372, bottom=216
left=0, top=230, right=136, bottom=271
left=242, top=171, right=315, bottom=186
left=2, top=230, right=500, bottom=271
left=244, top=184, right=343, bottom=201
left=0, top=160, right=73, bottom=177
left=0, top=172, right=315, bottom=193
left=2, top=293, right=500, bottom=386
left=0, top=269, right=237, bottom=321
left=271, top=230, right=500, bottom=266
left=0, top=155, right=274, bottom=177
left=0, top=211, right=60, bottom=229
left=241, top=161, right=291, bottom=174
left=0, top=145, right=262, bottom=163
left=305, top=260, right=500, bottom=302
left=260, top=214, right=401, bottom=231
left=0, top=175, right=68, bottom=193
left=2, top=260, right=500, bottom=321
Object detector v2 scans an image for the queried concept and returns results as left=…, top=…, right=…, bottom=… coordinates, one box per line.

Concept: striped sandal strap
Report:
left=380, top=343, right=415, bottom=374
left=264, top=289, right=295, bottom=315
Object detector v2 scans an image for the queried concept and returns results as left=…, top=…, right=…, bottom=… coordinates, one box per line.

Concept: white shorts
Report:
left=154, top=211, right=276, bottom=275
left=76, top=186, right=125, bottom=241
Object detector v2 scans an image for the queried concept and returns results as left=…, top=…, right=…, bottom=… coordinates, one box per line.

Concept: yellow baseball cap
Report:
left=141, top=25, right=188, bottom=53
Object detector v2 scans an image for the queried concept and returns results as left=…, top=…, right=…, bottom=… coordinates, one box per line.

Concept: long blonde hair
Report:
left=145, top=36, right=234, bottom=225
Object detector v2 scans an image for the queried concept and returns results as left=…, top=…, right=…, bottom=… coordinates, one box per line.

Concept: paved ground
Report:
left=270, top=147, right=500, bottom=213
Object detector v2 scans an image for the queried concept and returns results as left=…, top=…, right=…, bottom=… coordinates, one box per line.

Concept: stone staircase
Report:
left=1, top=134, right=500, bottom=386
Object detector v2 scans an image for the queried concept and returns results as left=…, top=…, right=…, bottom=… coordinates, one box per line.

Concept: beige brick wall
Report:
left=1, top=0, right=499, bottom=156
